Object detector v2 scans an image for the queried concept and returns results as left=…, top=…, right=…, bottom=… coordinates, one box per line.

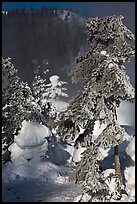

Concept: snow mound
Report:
left=9, top=142, right=48, bottom=164
left=15, top=121, right=51, bottom=149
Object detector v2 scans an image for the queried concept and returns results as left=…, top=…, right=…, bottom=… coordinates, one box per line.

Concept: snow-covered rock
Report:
left=15, top=120, right=51, bottom=149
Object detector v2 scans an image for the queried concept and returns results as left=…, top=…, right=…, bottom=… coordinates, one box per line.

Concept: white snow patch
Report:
left=124, top=166, right=135, bottom=198
left=55, top=174, right=69, bottom=184
left=8, top=141, right=48, bottom=166
left=116, top=101, right=135, bottom=128
left=100, top=50, right=107, bottom=55
left=92, top=120, right=107, bottom=141
left=124, top=137, right=135, bottom=200
left=72, top=142, right=86, bottom=163
left=78, top=126, right=85, bottom=134
left=64, top=144, right=75, bottom=163
left=100, top=50, right=108, bottom=56
left=52, top=100, right=69, bottom=112
left=74, top=195, right=83, bottom=202
left=125, top=136, right=135, bottom=162
left=108, top=62, right=114, bottom=68
left=49, top=75, right=60, bottom=87
left=81, top=193, right=91, bottom=202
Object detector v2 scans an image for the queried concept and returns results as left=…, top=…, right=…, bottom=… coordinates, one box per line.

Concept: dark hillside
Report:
left=2, top=9, right=89, bottom=97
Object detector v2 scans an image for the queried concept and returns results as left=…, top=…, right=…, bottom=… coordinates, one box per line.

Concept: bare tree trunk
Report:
left=114, top=145, right=122, bottom=194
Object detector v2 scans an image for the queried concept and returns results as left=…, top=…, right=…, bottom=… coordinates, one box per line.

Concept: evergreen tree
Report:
left=43, top=75, right=69, bottom=122
left=58, top=15, right=135, bottom=201
left=32, top=62, right=49, bottom=118
left=2, top=57, right=23, bottom=163
left=2, top=57, right=46, bottom=163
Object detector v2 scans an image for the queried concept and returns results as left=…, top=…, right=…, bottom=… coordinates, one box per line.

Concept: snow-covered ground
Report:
left=2, top=113, right=135, bottom=202
left=2, top=120, right=81, bottom=202
left=2, top=161, right=81, bottom=202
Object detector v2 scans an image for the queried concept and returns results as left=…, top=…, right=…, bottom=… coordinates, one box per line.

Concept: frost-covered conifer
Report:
left=2, top=57, right=23, bottom=163
left=32, top=75, right=46, bottom=104
left=32, top=64, right=49, bottom=116
left=58, top=15, right=135, bottom=201
left=20, top=81, right=47, bottom=125
left=43, top=75, right=69, bottom=121
left=2, top=58, right=46, bottom=163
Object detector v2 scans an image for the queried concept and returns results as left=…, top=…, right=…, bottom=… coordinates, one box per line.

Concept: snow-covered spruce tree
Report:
left=43, top=75, right=69, bottom=124
left=2, top=57, right=23, bottom=163
left=2, top=58, right=46, bottom=163
left=32, top=64, right=49, bottom=117
left=32, top=62, right=49, bottom=108
left=20, top=81, right=47, bottom=125
left=57, top=15, right=135, bottom=201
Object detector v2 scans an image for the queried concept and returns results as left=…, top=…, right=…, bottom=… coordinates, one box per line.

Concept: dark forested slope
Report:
left=2, top=9, right=89, bottom=97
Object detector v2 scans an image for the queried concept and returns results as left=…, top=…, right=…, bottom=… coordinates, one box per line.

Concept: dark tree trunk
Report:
left=114, top=145, right=122, bottom=194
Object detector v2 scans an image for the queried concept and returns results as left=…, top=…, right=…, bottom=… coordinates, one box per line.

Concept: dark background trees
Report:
left=2, top=8, right=88, bottom=97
